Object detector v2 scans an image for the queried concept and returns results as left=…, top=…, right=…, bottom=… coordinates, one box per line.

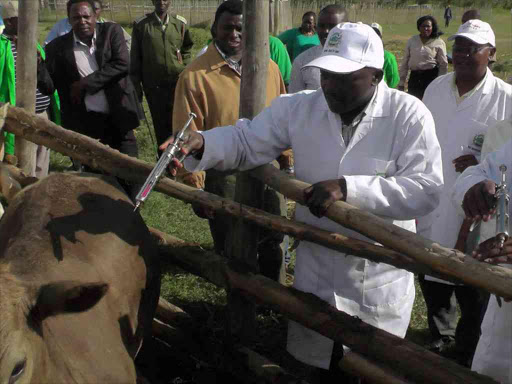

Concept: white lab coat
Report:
left=186, top=82, right=443, bottom=369
left=419, top=69, right=512, bottom=284
left=453, top=139, right=512, bottom=383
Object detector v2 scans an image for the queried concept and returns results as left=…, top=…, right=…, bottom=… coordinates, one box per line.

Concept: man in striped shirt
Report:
left=1, top=0, right=58, bottom=177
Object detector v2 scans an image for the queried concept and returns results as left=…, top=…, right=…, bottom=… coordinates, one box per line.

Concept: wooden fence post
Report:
left=109, top=0, right=114, bottom=21
left=126, top=0, right=132, bottom=23
left=225, top=0, right=270, bottom=347
left=15, top=0, right=38, bottom=176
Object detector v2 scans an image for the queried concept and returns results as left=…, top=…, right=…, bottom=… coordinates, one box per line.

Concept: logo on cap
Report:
left=328, top=32, right=342, bottom=48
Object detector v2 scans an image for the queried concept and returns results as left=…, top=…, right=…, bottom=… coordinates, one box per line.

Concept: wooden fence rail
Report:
left=150, top=228, right=499, bottom=384
left=1, top=103, right=511, bottom=299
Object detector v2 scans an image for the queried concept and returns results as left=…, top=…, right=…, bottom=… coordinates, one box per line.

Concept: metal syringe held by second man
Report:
left=495, top=164, right=509, bottom=249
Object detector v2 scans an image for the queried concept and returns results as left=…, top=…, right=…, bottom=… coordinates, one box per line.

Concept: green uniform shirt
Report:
left=269, top=35, right=291, bottom=86
left=277, top=28, right=320, bottom=62
left=383, top=50, right=400, bottom=89
left=130, top=12, right=193, bottom=94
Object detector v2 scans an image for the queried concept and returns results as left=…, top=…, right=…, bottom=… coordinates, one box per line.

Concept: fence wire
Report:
left=38, top=0, right=495, bottom=29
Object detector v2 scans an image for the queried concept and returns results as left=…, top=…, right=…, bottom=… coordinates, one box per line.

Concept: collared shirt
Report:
left=153, top=12, right=169, bottom=32
left=341, top=86, right=378, bottom=145
left=399, top=35, right=448, bottom=87
left=452, top=70, right=488, bottom=106
left=44, top=17, right=108, bottom=46
left=73, top=31, right=109, bottom=113
left=289, top=44, right=323, bottom=93
left=215, top=42, right=241, bottom=76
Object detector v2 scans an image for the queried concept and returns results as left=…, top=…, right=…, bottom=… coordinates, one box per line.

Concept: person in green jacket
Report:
left=0, top=33, right=15, bottom=160
left=0, top=0, right=60, bottom=175
left=371, top=23, right=400, bottom=89
left=130, top=0, right=194, bottom=149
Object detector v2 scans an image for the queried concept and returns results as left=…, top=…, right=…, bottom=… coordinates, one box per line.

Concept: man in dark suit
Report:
left=45, top=0, right=140, bottom=196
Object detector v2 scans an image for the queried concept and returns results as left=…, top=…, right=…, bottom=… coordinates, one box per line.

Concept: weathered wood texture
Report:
left=149, top=228, right=500, bottom=384
left=15, top=0, right=39, bottom=174
left=1, top=103, right=511, bottom=300
left=225, top=0, right=271, bottom=345
left=250, top=164, right=512, bottom=299
left=340, top=352, right=411, bottom=384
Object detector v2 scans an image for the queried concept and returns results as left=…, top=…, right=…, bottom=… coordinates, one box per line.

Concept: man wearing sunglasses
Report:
left=417, top=19, right=512, bottom=367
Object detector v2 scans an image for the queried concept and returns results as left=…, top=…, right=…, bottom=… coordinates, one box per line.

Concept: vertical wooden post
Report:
left=225, top=0, right=269, bottom=346
left=273, top=0, right=280, bottom=36
left=126, top=0, right=132, bottom=23
left=16, top=0, right=38, bottom=175
left=109, top=0, right=114, bottom=21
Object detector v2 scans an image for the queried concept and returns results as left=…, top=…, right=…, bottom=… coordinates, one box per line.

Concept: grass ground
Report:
left=36, top=9, right=511, bottom=381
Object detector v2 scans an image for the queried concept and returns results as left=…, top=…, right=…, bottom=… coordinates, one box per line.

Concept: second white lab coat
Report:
left=419, top=69, right=512, bottom=284
left=186, top=83, right=443, bottom=369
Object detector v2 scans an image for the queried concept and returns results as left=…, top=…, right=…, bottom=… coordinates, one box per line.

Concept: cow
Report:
left=0, top=172, right=160, bottom=384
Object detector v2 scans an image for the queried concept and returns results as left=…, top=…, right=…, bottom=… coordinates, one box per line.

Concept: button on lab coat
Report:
left=186, top=82, right=443, bottom=368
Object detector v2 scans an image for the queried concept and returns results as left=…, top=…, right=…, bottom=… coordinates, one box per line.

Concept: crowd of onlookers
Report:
left=0, top=0, right=511, bottom=383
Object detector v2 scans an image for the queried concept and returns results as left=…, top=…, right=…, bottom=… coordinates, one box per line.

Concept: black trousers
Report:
left=408, top=67, right=439, bottom=100
left=310, top=344, right=362, bottom=384
left=144, top=84, right=177, bottom=148
left=76, top=111, right=140, bottom=200
left=419, top=275, right=490, bottom=367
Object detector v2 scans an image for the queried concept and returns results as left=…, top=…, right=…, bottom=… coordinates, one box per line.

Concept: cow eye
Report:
left=9, top=359, right=26, bottom=384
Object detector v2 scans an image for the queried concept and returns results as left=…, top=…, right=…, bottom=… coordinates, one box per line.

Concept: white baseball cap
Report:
left=371, top=22, right=383, bottom=37
left=0, top=1, right=18, bottom=19
left=448, top=19, right=495, bottom=47
left=304, top=22, right=384, bottom=74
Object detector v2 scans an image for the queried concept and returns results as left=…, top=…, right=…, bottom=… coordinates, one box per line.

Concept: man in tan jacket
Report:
left=172, top=0, right=290, bottom=282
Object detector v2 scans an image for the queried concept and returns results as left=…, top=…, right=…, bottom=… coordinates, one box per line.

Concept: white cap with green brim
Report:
left=304, top=22, right=384, bottom=74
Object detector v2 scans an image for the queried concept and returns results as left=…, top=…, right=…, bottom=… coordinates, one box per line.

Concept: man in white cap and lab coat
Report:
left=161, top=23, right=443, bottom=383
left=418, top=19, right=512, bottom=367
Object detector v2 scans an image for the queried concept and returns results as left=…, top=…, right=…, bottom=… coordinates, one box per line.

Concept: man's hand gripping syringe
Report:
left=462, top=164, right=510, bottom=263
left=133, top=112, right=197, bottom=211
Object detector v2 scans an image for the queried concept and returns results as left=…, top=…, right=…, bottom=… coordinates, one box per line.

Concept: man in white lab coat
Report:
left=162, top=23, right=443, bottom=382
left=453, top=139, right=512, bottom=383
left=418, top=20, right=512, bottom=367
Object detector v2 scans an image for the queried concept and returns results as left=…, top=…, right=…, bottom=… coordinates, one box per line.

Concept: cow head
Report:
left=0, top=273, right=108, bottom=384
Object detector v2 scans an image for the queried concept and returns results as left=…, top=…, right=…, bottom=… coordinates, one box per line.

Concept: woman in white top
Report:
left=399, top=15, right=448, bottom=99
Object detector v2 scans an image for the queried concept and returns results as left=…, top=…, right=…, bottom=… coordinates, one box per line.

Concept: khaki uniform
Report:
left=130, top=12, right=193, bottom=146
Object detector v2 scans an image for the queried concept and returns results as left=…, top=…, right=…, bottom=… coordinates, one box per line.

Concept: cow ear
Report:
left=33, top=281, right=109, bottom=320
